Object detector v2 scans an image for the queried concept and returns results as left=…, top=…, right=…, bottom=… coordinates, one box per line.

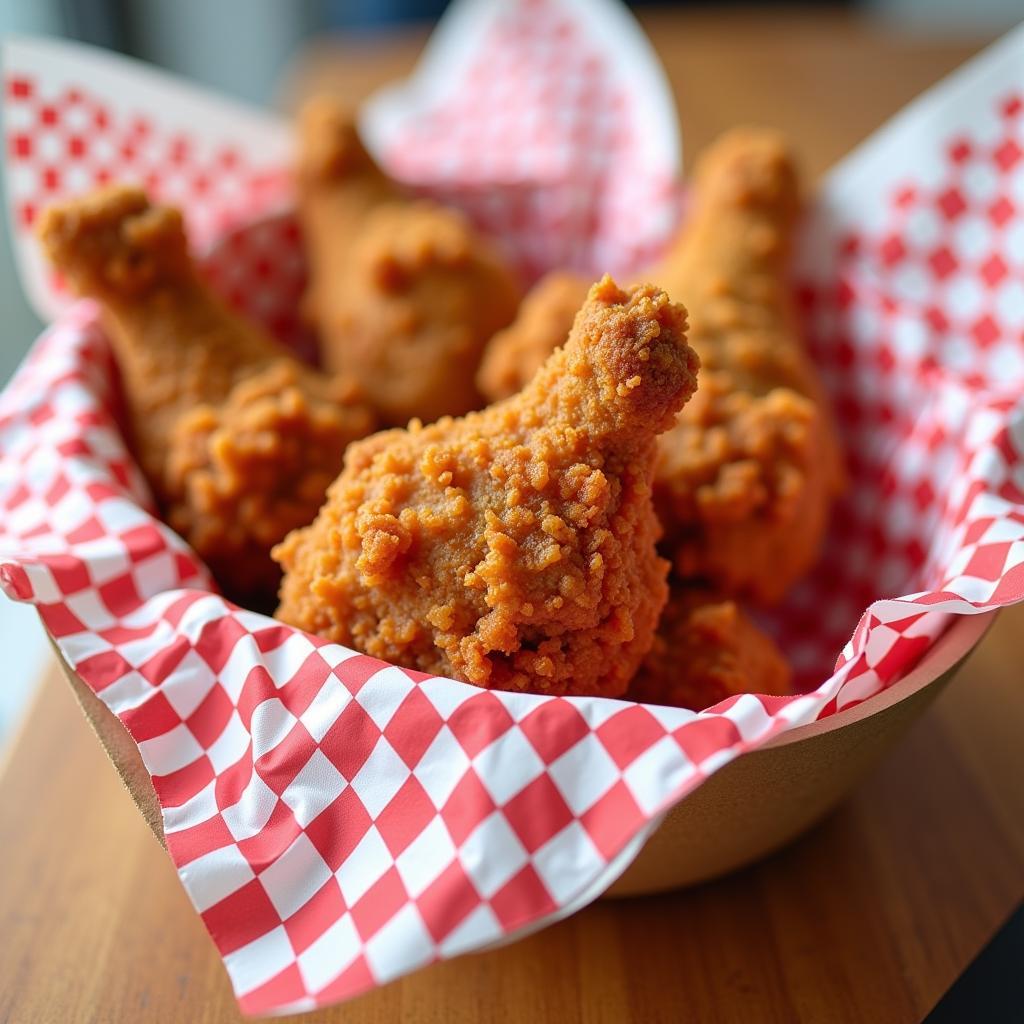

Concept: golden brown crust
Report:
left=471, top=130, right=844, bottom=606
left=36, top=187, right=194, bottom=298
left=275, top=276, right=699, bottom=697
left=651, top=128, right=844, bottom=604
left=477, top=271, right=589, bottom=402
left=655, top=378, right=832, bottom=600
left=297, top=97, right=522, bottom=425
left=166, top=363, right=375, bottom=602
left=37, top=185, right=293, bottom=483
left=628, top=588, right=792, bottom=711
left=37, top=185, right=376, bottom=602
left=298, top=97, right=384, bottom=182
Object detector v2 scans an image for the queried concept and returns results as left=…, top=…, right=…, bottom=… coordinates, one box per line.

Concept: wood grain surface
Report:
left=2, top=11, right=1022, bottom=1024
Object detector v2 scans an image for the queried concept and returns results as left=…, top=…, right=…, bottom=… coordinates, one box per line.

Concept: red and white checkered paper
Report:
left=2, top=3, right=1024, bottom=1016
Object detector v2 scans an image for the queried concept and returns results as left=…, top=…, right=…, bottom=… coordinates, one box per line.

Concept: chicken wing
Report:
left=37, top=185, right=375, bottom=601
left=297, top=97, right=522, bottom=425
left=627, top=588, right=791, bottom=711
left=274, top=276, right=699, bottom=696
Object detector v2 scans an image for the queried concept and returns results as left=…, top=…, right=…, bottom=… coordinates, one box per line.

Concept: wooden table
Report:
left=3, top=11, right=1022, bottom=1024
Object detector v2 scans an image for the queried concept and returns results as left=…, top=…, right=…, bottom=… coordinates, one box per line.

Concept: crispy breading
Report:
left=275, top=277, right=699, bottom=696
left=36, top=186, right=375, bottom=602
left=297, top=97, right=521, bottom=425
left=476, top=270, right=586, bottom=402
left=651, top=128, right=844, bottom=603
left=476, top=129, right=844, bottom=604
left=628, top=588, right=791, bottom=710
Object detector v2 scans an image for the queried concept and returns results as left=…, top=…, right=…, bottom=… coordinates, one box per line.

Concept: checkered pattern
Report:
left=3, top=81, right=287, bottom=242
left=770, top=26, right=1024, bottom=695
left=2, top=34, right=300, bottom=345
left=360, top=0, right=682, bottom=282
left=3, top=7, right=1024, bottom=1020
left=0, top=305, right=835, bottom=1009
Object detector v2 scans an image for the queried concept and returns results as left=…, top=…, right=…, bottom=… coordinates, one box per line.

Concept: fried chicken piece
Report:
left=477, top=270, right=588, bottom=402
left=652, top=129, right=844, bottom=604
left=480, top=131, right=843, bottom=605
left=36, top=185, right=375, bottom=601
left=297, top=97, right=522, bottom=425
left=296, top=97, right=398, bottom=333
left=628, top=588, right=791, bottom=711
left=165, top=363, right=373, bottom=599
left=275, top=276, right=699, bottom=696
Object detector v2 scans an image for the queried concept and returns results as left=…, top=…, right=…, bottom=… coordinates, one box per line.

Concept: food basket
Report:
left=2, top=3, right=1023, bottom=1015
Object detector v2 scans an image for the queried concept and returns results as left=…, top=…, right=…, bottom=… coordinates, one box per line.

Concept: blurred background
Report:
left=2, top=0, right=1022, bottom=380
left=0, top=0, right=1017, bottom=742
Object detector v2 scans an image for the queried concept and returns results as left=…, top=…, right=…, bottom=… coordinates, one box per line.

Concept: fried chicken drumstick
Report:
left=477, top=129, right=843, bottom=605
left=275, top=277, right=699, bottom=696
left=651, top=128, right=844, bottom=604
left=297, top=97, right=522, bottom=426
left=37, top=186, right=375, bottom=601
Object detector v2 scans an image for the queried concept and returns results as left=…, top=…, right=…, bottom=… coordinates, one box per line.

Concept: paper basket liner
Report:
left=2, top=3, right=1024, bottom=1016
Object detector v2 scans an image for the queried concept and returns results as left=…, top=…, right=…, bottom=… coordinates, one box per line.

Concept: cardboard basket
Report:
left=4, top=11, right=1024, bottom=1016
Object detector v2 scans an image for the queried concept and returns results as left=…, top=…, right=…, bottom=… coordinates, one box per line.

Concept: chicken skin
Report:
left=476, top=270, right=586, bottom=402
left=477, top=130, right=843, bottom=605
left=275, top=277, right=700, bottom=696
left=627, top=588, right=791, bottom=711
left=651, top=128, right=844, bottom=604
left=297, top=97, right=522, bottom=426
left=164, top=363, right=372, bottom=600
left=476, top=271, right=586, bottom=404
left=36, top=185, right=375, bottom=601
